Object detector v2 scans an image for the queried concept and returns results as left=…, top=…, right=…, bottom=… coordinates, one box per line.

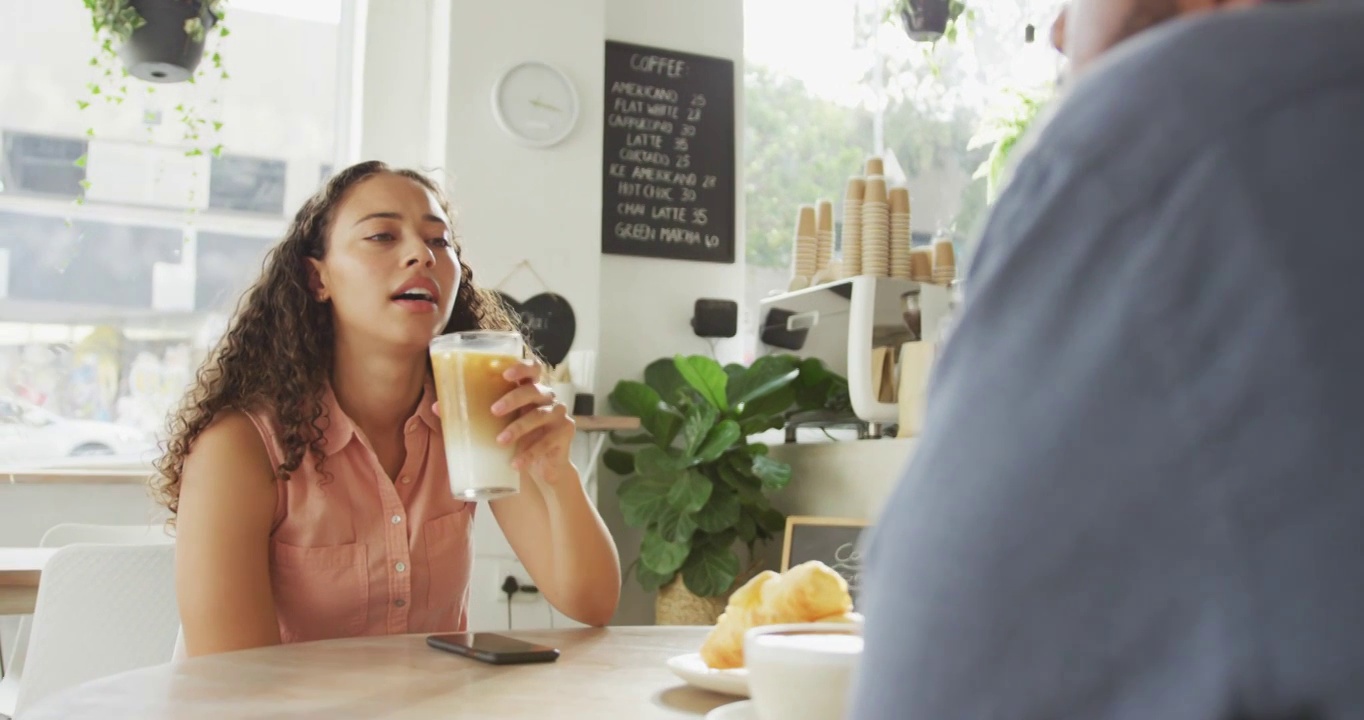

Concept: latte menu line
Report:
left=601, top=41, right=736, bottom=264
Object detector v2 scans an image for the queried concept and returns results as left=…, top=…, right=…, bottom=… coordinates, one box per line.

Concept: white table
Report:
left=23, top=626, right=741, bottom=719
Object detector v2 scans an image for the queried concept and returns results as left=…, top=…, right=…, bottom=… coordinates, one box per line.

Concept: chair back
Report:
left=12, top=543, right=178, bottom=718
left=0, top=524, right=173, bottom=718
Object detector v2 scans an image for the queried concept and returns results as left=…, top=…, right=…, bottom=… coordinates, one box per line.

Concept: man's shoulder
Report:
left=1030, top=1, right=1364, bottom=198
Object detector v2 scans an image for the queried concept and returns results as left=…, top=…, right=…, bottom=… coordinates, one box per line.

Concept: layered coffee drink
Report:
left=430, top=331, right=524, bottom=500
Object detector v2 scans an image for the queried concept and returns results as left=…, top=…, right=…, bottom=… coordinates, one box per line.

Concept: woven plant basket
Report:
left=655, top=575, right=728, bottom=626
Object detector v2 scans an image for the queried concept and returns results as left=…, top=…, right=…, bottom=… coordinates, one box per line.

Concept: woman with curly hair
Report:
left=155, top=160, right=620, bottom=657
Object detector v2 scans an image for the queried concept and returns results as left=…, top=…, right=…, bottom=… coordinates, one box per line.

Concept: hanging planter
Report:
left=115, top=0, right=220, bottom=83
left=894, top=0, right=967, bottom=43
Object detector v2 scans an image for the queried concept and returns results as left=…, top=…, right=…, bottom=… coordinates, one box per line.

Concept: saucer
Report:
left=706, top=700, right=757, bottom=720
left=665, top=653, right=750, bottom=697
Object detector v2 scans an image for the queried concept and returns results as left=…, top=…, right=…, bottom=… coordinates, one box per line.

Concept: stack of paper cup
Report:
left=841, top=178, right=865, bottom=279
left=889, top=187, right=912, bottom=280
left=932, top=238, right=956, bottom=284
left=910, top=247, right=933, bottom=282
left=861, top=176, right=890, bottom=277
left=865, top=156, right=885, bottom=177
left=814, top=200, right=835, bottom=282
left=792, top=205, right=819, bottom=287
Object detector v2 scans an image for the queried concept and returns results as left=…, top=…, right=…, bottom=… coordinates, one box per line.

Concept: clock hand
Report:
left=530, top=97, right=563, bottom=113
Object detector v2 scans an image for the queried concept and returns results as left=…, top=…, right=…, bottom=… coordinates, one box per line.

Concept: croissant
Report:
left=698, top=570, right=778, bottom=670
left=698, top=561, right=854, bottom=669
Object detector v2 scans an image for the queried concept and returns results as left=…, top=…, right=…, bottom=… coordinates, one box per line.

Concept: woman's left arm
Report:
left=484, top=360, right=621, bottom=626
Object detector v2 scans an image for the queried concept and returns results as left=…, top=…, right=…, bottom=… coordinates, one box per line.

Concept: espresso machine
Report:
left=756, top=276, right=952, bottom=438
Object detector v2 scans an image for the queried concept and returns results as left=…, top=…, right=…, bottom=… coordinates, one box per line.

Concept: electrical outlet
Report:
left=494, top=560, right=540, bottom=604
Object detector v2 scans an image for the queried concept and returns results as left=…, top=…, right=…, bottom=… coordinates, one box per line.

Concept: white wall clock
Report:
left=491, top=61, right=580, bottom=148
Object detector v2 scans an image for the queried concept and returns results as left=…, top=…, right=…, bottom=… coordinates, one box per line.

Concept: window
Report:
left=0, top=132, right=87, bottom=197
left=741, top=0, right=1066, bottom=359
left=0, top=0, right=349, bottom=471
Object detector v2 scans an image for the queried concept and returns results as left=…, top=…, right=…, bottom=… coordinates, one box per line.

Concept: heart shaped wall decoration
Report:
left=495, top=291, right=576, bottom=366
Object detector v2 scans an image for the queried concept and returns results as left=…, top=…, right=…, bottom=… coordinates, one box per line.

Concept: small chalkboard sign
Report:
left=601, top=40, right=736, bottom=264
left=782, top=516, right=871, bottom=603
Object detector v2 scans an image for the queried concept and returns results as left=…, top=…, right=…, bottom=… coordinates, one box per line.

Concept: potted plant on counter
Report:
left=606, top=353, right=849, bottom=625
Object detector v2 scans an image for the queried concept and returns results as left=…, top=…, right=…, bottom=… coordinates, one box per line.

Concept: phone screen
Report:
left=426, top=632, right=560, bottom=665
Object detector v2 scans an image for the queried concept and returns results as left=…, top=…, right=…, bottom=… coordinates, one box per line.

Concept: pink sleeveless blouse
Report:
left=245, top=383, right=475, bottom=644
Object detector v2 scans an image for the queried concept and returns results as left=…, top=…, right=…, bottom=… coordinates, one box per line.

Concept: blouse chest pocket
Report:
left=423, top=507, right=473, bottom=610
left=270, top=541, right=369, bottom=643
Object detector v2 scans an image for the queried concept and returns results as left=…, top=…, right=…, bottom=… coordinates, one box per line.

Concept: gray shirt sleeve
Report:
left=847, top=15, right=1364, bottom=712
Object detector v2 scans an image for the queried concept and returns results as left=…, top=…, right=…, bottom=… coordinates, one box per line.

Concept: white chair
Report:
left=11, top=543, right=178, bottom=718
left=0, top=524, right=173, bottom=719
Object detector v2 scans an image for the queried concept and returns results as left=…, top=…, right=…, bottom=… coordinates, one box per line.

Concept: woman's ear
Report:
left=305, top=258, right=330, bottom=302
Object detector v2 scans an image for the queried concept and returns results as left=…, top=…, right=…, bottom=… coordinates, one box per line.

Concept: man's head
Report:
left=1054, top=0, right=1268, bottom=72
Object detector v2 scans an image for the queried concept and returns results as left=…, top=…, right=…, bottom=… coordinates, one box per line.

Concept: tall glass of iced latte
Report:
left=429, top=330, right=525, bottom=500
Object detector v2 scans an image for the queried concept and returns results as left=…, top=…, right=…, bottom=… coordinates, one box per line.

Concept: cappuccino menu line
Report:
left=601, top=40, right=736, bottom=264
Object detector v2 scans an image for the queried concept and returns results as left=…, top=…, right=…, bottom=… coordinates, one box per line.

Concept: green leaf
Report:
left=666, top=468, right=712, bottom=514
left=696, top=420, right=740, bottom=462
left=609, top=432, right=654, bottom=446
left=644, top=357, right=687, bottom=404
left=77, top=179, right=92, bottom=190
left=635, top=446, right=682, bottom=477
left=610, top=381, right=680, bottom=445
left=76, top=100, right=90, bottom=110
left=219, top=26, right=231, bottom=37
left=752, top=454, right=792, bottom=491
left=674, top=354, right=728, bottom=411
left=636, top=563, right=673, bottom=592
left=695, top=486, right=741, bottom=534
left=72, top=154, right=87, bottom=169
left=657, top=507, right=698, bottom=544
left=640, top=529, right=690, bottom=576
left=729, top=355, right=799, bottom=408
left=682, top=402, right=719, bottom=458
left=212, top=121, right=224, bottom=131
left=211, top=144, right=224, bottom=158
left=737, top=512, right=758, bottom=544
left=719, top=462, right=767, bottom=507
left=681, top=543, right=740, bottom=598
left=723, top=363, right=746, bottom=390
left=757, top=507, right=787, bottom=535
left=616, top=475, right=671, bottom=528
left=602, top=448, right=635, bottom=476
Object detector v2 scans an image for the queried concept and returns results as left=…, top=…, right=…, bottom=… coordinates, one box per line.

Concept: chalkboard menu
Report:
left=601, top=40, right=735, bottom=264
left=782, top=516, right=871, bottom=603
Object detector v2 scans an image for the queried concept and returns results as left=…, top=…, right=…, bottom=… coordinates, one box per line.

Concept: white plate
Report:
left=707, top=700, right=757, bottom=720
left=665, top=653, right=750, bottom=697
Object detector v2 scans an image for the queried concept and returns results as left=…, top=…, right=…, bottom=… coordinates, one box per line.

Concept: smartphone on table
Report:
left=426, top=632, right=560, bottom=665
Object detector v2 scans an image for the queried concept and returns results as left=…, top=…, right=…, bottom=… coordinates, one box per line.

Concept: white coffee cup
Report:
left=744, top=622, right=864, bottom=720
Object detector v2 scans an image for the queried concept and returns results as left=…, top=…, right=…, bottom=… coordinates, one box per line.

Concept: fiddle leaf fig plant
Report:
left=607, top=353, right=848, bottom=598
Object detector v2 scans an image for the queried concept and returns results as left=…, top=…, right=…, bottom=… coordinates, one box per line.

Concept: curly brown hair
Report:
left=152, top=160, right=518, bottom=523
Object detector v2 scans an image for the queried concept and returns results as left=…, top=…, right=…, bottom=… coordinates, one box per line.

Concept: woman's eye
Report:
left=365, top=233, right=395, bottom=242
left=429, top=237, right=453, bottom=248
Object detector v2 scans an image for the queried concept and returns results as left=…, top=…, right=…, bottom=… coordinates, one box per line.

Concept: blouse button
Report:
left=394, top=598, right=406, bottom=608
left=391, top=515, right=402, bottom=525
left=395, top=562, right=407, bottom=573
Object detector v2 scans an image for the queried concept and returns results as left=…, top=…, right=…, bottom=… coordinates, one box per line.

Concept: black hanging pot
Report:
left=118, top=0, right=218, bottom=83
left=899, top=0, right=952, bottom=42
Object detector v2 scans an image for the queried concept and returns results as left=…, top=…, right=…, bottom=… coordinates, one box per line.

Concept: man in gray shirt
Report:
left=851, top=1, right=1364, bottom=718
